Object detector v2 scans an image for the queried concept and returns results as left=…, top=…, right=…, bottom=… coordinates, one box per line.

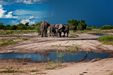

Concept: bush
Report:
left=100, top=25, right=113, bottom=30
left=0, top=39, right=16, bottom=46
left=86, top=27, right=92, bottom=30
left=98, top=35, right=113, bottom=45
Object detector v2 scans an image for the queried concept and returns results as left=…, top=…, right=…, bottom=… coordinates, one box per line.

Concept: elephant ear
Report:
left=41, top=22, right=45, bottom=28
left=55, top=24, right=59, bottom=29
left=59, top=24, right=63, bottom=29
left=43, top=21, right=50, bottom=27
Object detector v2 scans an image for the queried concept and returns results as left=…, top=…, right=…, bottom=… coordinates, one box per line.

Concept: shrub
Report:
left=100, top=25, right=113, bottom=30
left=98, top=35, right=113, bottom=45
left=86, top=27, right=92, bottom=30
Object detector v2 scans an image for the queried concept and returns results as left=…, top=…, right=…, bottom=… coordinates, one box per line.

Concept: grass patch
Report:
left=45, top=61, right=64, bottom=70
left=0, top=38, right=29, bottom=47
left=30, top=70, right=38, bottom=72
left=0, top=67, right=23, bottom=73
left=65, top=45, right=80, bottom=52
left=0, top=39, right=17, bottom=46
left=98, top=35, right=113, bottom=45
left=0, top=30, right=36, bottom=35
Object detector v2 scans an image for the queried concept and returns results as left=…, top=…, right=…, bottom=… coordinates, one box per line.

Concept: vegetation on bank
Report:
left=0, top=20, right=113, bottom=38
left=0, top=38, right=28, bottom=47
left=0, top=30, right=36, bottom=35
left=0, top=67, right=23, bottom=73
left=0, top=19, right=88, bottom=32
left=68, top=19, right=87, bottom=31
left=98, top=35, right=113, bottom=45
left=0, top=22, right=40, bottom=32
left=0, top=19, right=113, bottom=33
left=101, top=25, right=113, bottom=30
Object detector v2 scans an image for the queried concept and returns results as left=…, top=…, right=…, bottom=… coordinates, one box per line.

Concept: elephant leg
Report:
left=49, top=30, right=52, bottom=37
left=59, top=32, right=61, bottom=37
left=63, top=32, right=66, bottom=37
left=41, top=31, right=44, bottom=37
left=67, top=32, right=69, bottom=37
left=44, top=30, right=46, bottom=37
left=45, top=30, right=48, bottom=37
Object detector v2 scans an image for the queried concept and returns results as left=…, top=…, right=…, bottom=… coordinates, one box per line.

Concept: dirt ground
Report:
left=0, top=33, right=113, bottom=53
left=45, top=58, right=113, bottom=75
left=0, top=33, right=113, bottom=75
left=0, top=58, right=113, bottom=75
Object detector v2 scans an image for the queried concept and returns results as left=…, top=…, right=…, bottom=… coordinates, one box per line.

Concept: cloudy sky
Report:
left=0, top=0, right=113, bottom=25
left=0, top=0, right=49, bottom=25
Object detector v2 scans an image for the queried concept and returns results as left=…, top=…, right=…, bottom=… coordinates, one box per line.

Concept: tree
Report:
left=17, top=23, right=28, bottom=30
left=101, top=25, right=113, bottom=30
left=5, top=25, right=11, bottom=30
left=68, top=19, right=78, bottom=31
left=77, top=20, right=87, bottom=30
left=10, top=25, right=18, bottom=30
left=0, top=23, right=5, bottom=29
left=33, top=22, right=41, bottom=32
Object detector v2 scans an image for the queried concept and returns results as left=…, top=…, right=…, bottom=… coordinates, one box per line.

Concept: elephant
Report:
left=49, top=25, right=57, bottom=37
left=54, top=24, right=70, bottom=37
left=63, top=25, right=70, bottom=37
left=40, top=21, right=50, bottom=37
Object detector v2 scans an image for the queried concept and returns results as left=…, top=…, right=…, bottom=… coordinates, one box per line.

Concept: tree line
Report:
left=0, top=22, right=40, bottom=31
left=0, top=19, right=113, bottom=31
left=68, top=19, right=87, bottom=31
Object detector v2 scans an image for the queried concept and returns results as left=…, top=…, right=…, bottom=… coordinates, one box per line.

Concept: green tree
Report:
left=68, top=19, right=78, bottom=31
left=101, top=25, right=113, bottom=30
left=17, top=23, right=28, bottom=30
left=77, top=20, right=87, bottom=30
left=0, top=23, right=5, bottom=29
left=33, top=22, right=41, bottom=32
left=4, top=25, right=11, bottom=30
left=10, top=25, right=18, bottom=30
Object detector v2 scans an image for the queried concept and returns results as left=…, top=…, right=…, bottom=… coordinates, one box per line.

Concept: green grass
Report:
left=70, top=29, right=113, bottom=35
left=0, top=67, right=23, bottom=73
left=0, top=30, right=37, bottom=35
left=45, top=61, right=63, bottom=70
left=98, top=35, right=113, bottom=45
left=0, top=39, right=16, bottom=46
left=65, top=45, right=80, bottom=52
left=0, top=38, right=29, bottom=47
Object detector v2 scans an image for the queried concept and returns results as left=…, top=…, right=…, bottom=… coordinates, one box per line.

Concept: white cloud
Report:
left=20, top=16, right=35, bottom=24
left=0, top=4, right=18, bottom=18
left=0, top=0, right=46, bottom=5
left=29, top=16, right=35, bottom=19
left=0, top=5, right=6, bottom=18
left=14, top=9, right=46, bottom=19
left=20, top=19, right=30, bottom=24
left=14, top=10, right=37, bottom=15
left=5, top=11, right=18, bottom=18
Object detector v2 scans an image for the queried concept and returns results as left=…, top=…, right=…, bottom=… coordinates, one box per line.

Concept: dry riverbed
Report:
left=0, top=33, right=113, bottom=75
left=0, top=33, right=113, bottom=53
left=0, top=58, right=113, bottom=75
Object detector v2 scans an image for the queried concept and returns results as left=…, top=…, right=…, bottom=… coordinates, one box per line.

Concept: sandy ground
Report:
left=0, top=59, right=68, bottom=75
left=0, top=33, right=113, bottom=75
left=0, top=33, right=113, bottom=53
left=45, top=58, right=113, bottom=75
left=0, top=58, right=113, bottom=75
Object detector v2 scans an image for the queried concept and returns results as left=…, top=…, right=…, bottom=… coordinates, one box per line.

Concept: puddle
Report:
left=90, top=33, right=106, bottom=36
left=0, top=51, right=110, bottom=62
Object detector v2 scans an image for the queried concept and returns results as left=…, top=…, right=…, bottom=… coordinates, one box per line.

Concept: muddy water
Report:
left=0, top=51, right=110, bottom=62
